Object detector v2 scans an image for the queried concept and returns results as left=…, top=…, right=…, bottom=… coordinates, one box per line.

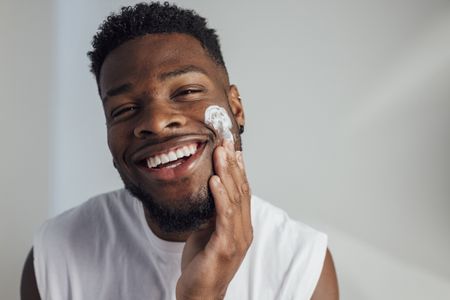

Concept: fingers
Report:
left=213, top=141, right=242, bottom=205
left=215, top=140, right=251, bottom=201
left=209, top=139, right=253, bottom=249
left=234, top=151, right=251, bottom=222
left=209, top=176, right=234, bottom=239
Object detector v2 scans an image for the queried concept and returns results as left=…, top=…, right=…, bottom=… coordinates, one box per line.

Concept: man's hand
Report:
left=176, top=140, right=253, bottom=300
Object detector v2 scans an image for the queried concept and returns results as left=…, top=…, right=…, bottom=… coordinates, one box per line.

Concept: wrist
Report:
left=176, top=294, right=225, bottom=300
left=176, top=287, right=227, bottom=300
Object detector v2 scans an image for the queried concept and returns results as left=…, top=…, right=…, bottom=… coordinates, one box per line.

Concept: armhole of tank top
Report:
left=304, top=231, right=328, bottom=299
left=32, top=222, right=48, bottom=300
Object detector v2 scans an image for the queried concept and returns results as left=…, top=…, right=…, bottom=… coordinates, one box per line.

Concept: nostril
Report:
left=133, top=110, right=187, bottom=138
left=134, top=128, right=153, bottom=139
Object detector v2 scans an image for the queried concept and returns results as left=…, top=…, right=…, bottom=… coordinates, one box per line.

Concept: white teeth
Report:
left=189, top=144, right=196, bottom=154
left=167, top=162, right=181, bottom=169
left=182, top=146, right=190, bottom=156
left=146, top=143, right=199, bottom=169
left=168, top=151, right=177, bottom=161
left=149, top=157, right=156, bottom=168
left=160, top=154, right=170, bottom=164
left=176, top=149, right=184, bottom=159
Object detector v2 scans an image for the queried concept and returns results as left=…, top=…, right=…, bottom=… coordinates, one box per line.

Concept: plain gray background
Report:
left=2, top=0, right=450, bottom=299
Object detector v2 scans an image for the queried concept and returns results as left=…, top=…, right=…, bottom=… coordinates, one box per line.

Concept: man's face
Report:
left=99, top=33, right=244, bottom=233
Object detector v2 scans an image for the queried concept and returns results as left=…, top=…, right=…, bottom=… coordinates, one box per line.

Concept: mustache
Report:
left=133, top=130, right=215, bottom=152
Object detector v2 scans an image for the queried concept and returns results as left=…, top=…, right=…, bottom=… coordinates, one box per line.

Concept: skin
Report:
left=20, top=33, right=338, bottom=299
left=100, top=33, right=245, bottom=242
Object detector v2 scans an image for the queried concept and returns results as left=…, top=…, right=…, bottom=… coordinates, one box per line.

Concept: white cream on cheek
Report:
left=204, top=105, right=234, bottom=142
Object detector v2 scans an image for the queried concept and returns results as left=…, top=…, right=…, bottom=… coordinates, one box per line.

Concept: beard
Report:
left=115, top=132, right=242, bottom=234
left=120, top=173, right=215, bottom=234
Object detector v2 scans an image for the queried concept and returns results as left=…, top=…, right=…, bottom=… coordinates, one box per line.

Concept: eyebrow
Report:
left=102, top=83, right=133, bottom=103
left=102, top=65, right=209, bottom=103
left=158, top=65, right=209, bottom=81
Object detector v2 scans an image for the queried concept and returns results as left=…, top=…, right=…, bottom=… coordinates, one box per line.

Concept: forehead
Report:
left=99, top=33, right=226, bottom=96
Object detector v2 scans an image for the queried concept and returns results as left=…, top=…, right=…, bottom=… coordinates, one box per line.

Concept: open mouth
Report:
left=146, top=142, right=199, bottom=169
left=137, top=141, right=207, bottom=177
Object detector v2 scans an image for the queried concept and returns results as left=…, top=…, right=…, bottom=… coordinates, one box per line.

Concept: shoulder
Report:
left=30, top=189, right=134, bottom=299
left=249, top=195, right=331, bottom=298
left=251, top=195, right=327, bottom=247
left=32, top=188, right=134, bottom=267
left=36, top=189, right=130, bottom=241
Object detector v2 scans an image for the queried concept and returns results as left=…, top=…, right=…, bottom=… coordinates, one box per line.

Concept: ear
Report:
left=228, top=84, right=245, bottom=130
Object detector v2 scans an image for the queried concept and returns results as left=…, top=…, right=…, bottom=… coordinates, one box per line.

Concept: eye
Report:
left=179, top=88, right=200, bottom=95
left=110, top=105, right=139, bottom=119
left=172, top=86, right=205, bottom=101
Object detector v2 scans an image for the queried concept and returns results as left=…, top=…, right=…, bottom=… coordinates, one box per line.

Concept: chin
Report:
left=120, top=171, right=215, bottom=234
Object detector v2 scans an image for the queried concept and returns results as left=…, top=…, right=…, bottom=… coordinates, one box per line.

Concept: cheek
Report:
left=203, top=105, right=234, bottom=142
left=107, top=128, right=128, bottom=160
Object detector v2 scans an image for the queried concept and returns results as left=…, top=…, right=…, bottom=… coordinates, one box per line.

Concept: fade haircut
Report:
left=87, top=2, right=226, bottom=84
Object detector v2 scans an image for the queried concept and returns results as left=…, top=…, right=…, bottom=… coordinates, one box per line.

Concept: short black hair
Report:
left=87, top=1, right=226, bottom=84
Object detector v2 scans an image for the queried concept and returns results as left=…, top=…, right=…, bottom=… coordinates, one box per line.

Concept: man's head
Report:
left=88, top=2, right=226, bottom=86
left=87, top=2, right=245, bottom=237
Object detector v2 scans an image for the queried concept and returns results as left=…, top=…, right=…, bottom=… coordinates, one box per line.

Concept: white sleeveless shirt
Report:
left=33, top=189, right=327, bottom=300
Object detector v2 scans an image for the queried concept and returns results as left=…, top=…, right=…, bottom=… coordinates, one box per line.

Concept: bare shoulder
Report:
left=311, top=248, right=339, bottom=300
left=20, top=248, right=41, bottom=300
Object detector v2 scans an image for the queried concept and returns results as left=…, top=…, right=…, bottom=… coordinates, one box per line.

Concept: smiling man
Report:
left=21, top=2, right=338, bottom=299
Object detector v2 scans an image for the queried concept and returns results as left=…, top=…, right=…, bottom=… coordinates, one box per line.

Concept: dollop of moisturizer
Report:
left=204, top=105, right=234, bottom=142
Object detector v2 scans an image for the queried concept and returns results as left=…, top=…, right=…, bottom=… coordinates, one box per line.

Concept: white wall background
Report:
left=0, top=0, right=53, bottom=298
left=2, top=0, right=450, bottom=299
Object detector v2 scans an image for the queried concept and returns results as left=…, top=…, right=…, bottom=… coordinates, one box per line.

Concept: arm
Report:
left=20, top=249, right=41, bottom=300
left=311, top=249, right=339, bottom=300
left=176, top=140, right=252, bottom=300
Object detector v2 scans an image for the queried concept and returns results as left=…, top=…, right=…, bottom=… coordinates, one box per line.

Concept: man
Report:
left=21, top=2, right=338, bottom=299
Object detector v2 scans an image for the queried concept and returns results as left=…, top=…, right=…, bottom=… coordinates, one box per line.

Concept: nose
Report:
left=133, top=101, right=187, bottom=138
